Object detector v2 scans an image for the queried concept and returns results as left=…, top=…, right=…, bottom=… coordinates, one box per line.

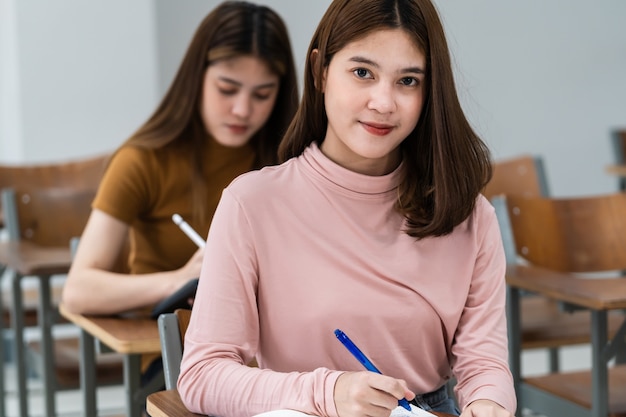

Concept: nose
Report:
left=367, top=83, right=396, bottom=114
left=232, top=93, right=252, bottom=119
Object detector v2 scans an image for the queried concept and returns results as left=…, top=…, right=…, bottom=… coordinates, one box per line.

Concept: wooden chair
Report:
left=0, top=153, right=108, bottom=228
left=0, top=153, right=118, bottom=417
left=483, top=154, right=550, bottom=200
left=483, top=155, right=623, bottom=375
left=494, top=192, right=626, bottom=417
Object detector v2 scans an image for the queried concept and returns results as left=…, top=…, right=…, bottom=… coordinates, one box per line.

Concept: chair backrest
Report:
left=158, top=309, right=191, bottom=390
left=484, top=155, right=550, bottom=264
left=0, top=153, right=109, bottom=191
left=483, top=154, right=549, bottom=201
left=2, top=186, right=96, bottom=246
left=0, top=153, right=108, bottom=231
left=495, top=192, right=626, bottom=273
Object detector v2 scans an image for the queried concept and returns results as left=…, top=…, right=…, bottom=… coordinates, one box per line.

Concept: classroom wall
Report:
left=0, top=0, right=159, bottom=162
left=1, top=0, right=625, bottom=197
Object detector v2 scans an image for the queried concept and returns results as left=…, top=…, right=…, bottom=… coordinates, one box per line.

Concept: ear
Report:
left=310, top=49, right=326, bottom=92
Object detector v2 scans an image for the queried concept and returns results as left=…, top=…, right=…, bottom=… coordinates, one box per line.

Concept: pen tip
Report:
left=399, top=399, right=412, bottom=411
left=172, top=213, right=182, bottom=224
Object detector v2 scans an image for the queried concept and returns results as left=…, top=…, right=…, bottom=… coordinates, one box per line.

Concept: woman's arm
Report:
left=62, top=209, right=203, bottom=315
left=451, top=200, right=516, bottom=414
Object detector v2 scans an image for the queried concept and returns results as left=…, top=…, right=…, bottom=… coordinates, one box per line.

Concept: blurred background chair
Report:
left=494, top=192, right=626, bottom=417
left=484, top=154, right=622, bottom=377
left=0, top=153, right=109, bottom=229
left=0, top=153, right=123, bottom=417
left=483, top=154, right=550, bottom=201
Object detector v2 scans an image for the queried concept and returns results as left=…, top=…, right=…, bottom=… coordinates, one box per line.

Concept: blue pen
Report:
left=334, top=329, right=412, bottom=412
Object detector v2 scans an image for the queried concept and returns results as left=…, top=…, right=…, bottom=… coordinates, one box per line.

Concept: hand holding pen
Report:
left=335, top=329, right=416, bottom=414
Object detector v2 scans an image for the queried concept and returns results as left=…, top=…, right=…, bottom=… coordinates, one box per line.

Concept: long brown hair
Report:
left=121, top=1, right=298, bottom=222
left=279, top=0, right=491, bottom=239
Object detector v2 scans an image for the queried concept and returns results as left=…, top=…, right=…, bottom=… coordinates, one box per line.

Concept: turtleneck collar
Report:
left=300, top=142, right=402, bottom=196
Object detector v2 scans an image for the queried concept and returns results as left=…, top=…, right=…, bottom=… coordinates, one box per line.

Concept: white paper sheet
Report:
left=252, top=404, right=437, bottom=417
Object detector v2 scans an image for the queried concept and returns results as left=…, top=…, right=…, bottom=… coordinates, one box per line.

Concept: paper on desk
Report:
left=392, top=404, right=437, bottom=417
left=252, top=404, right=436, bottom=417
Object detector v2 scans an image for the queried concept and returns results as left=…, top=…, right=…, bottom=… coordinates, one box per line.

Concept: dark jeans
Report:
left=410, top=384, right=460, bottom=415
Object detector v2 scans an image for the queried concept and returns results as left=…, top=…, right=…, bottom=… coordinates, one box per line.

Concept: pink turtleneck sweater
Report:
left=178, top=143, right=516, bottom=417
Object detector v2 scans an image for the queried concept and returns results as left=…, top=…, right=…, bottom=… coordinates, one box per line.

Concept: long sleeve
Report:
left=451, top=203, right=516, bottom=412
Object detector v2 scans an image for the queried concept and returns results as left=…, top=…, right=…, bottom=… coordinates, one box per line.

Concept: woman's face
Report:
left=318, top=29, right=426, bottom=176
left=200, top=55, right=280, bottom=147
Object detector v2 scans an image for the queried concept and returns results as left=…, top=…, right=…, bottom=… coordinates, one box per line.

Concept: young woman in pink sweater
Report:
left=178, top=0, right=516, bottom=416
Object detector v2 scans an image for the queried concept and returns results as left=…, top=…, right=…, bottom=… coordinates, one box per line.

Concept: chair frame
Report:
left=158, top=309, right=191, bottom=390
left=0, top=186, right=99, bottom=417
left=610, top=129, right=626, bottom=191
left=0, top=155, right=107, bottom=417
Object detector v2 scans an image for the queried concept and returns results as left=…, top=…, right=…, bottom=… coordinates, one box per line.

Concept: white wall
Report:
left=434, top=0, right=626, bottom=196
left=2, top=0, right=626, bottom=197
left=152, top=0, right=330, bottom=97
left=0, top=0, right=22, bottom=161
left=0, top=0, right=159, bottom=162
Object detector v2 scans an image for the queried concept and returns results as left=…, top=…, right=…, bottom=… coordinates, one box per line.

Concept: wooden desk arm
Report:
left=506, top=264, right=626, bottom=310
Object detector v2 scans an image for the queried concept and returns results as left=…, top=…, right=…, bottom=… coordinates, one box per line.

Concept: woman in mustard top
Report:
left=62, top=1, right=298, bottom=315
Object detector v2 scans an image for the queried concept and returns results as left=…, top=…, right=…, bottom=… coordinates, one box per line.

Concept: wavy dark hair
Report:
left=120, top=1, right=298, bottom=223
left=279, top=0, right=491, bottom=238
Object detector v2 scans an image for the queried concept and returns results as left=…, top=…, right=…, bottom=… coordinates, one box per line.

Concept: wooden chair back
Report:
left=0, top=153, right=108, bottom=191
left=483, top=154, right=549, bottom=200
left=502, top=192, right=626, bottom=273
left=2, top=187, right=96, bottom=247
left=0, top=153, right=108, bottom=228
left=485, top=155, right=550, bottom=264
left=175, top=309, right=191, bottom=342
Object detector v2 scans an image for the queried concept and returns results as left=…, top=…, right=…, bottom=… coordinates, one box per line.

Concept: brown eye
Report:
left=399, top=77, right=419, bottom=87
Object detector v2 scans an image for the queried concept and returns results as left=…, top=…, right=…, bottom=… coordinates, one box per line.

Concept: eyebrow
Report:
left=217, top=76, right=278, bottom=89
left=349, top=56, right=425, bottom=75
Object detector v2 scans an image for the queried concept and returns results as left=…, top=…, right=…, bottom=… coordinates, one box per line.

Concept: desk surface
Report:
left=506, top=264, right=626, bottom=310
left=147, top=390, right=456, bottom=417
left=0, top=240, right=71, bottom=275
left=59, top=303, right=160, bottom=354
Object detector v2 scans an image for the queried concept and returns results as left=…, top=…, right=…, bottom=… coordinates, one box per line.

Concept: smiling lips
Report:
left=361, top=121, right=393, bottom=136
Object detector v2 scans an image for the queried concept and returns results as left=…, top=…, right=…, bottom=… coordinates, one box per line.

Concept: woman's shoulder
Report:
left=226, top=157, right=300, bottom=197
left=475, top=193, right=495, bottom=214
left=453, top=194, right=497, bottom=235
left=110, top=144, right=187, bottom=173
left=109, top=145, right=158, bottom=167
